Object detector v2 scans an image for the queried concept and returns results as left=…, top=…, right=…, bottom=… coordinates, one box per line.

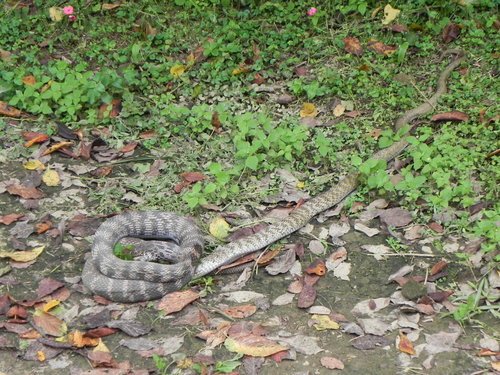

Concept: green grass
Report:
left=0, top=0, right=498, bottom=312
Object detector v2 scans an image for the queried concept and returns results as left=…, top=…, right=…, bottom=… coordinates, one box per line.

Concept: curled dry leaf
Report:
left=0, top=101, right=22, bottom=117
left=431, top=111, right=469, bottom=122
left=343, top=36, right=363, bottom=56
left=398, top=333, right=416, bottom=355
left=430, top=260, right=448, bottom=276
left=42, top=141, right=73, bottom=156
left=305, top=259, right=326, bottom=276
left=382, top=4, right=400, bottom=25
left=0, top=246, right=45, bottom=262
left=22, top=131, right=49, bottom=147
left=299, top=102, right=318, bottom=118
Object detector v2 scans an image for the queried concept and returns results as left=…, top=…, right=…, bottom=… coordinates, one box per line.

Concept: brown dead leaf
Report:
left=320, top=356, right=344, bottom=370
left=36, top=220, right=53, bottom=234
left=223, top=305, right=257, bottom=319
left=120, top=141, right=138, bottom=154
left=41, top=141, right=73, bottom=156
left=398, top=333, right=416, bottom=355
left=428, top=221, right=444, bottom=233
left=85, top=327, right=118, bottom=338
left=37, top=278, right=64, bottom=298
left=388, top=24, right=408, bottom=33
left=68, top=330, right=100, bottom=347
left=253, top=73, right=265, bottom=85
left=32, top=309, right=67, bottom=337
left=211, top=111, right=222, bottom=133
left=181, top=171, right=207, bottom=183
left=367, top=40, right=397, bottom=56
left=442, top=23, right=461, bottom=43
left=91, top=166, right=113, bottom=178
left=22, top=131, right=50, bottom=147
left=294, top=65, right=309, bottom=77
left=98, top=98, right=122, bottom=119
left=0, top=213, right=25, bottom=225
left=344, top=37, right=363, bottom=56
left=158, top=289, right=200, bottom=315
left=6, top=183, right=44, bottom=199
left=0, top=101, right=22, bottom=117
left=305, top=259, right=326, bottom=276
left=428, top=290, right=453, bottom=302
left=430, top=260, right=448, bottom=276
left=297, top=284, right=316, bottom=309
left=7, top=305, right=28, bottom=319
left=431, top=111, right=468, bottom=122
left=198, top=321, right=231, bottom=349
left=379, top=207, right=413, bottom=227
left=22, top=75, right=36, bottom=86
left=139, top=130, right=157, bottom=139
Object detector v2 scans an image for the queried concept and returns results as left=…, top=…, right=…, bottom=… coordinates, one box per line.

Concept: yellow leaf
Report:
left=333, top=103, right=345, bottom=117
left=93, top=339, right=109, bottom=352
left=102, top=3, right=122, bottom=10
left=311, top=314, right=340, bottom=331
left=49, top=7, right=63, bottom=22
left=170, top=64, right=186, bottom=77
left=42, top=169, right=60, bottom=187
left=382, top=4, right=400, bottom=25
left=24, top=160, right=46, bottom=171
left=224, top=335, right=288, bottom=357
left=296, top=181, right=305, bottom=189
left=186, top=53, right=196, bottom=66
left=209, top=216, right=230, bottom=240
left=300, top=103, right=318, bottom=118
left=232, top=66, right=250, bottom=75
left=0, top=246, right=45, bottom=262
left=43, top=300, right=60, bottom=313
left=37, top=350, right=46, bottom=362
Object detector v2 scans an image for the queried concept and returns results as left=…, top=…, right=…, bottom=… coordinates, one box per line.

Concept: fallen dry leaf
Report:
left=305, top=259, right=326, bottom=276
left=344, top=36, right=363, bottom=56
left=442, top=23, right=461, bottom=43
left=6, top=183, right=44, bottom=199
left=382, top=4, right=400, bottom=25
left=0, top=246, right=45, bottom=262
left=32, top=309, right=67, bottom=337
left=320, top=356, right=344, bottom=370
left=367, top=40, right=397, bottom=56
left=430, top=260, right=448, bottom=276
left=0, top=213, right=25, bottom=225
left=398, top=333, right=416, bottom=355
left=209, top=216, right=230, bottom=240
left=223, top=304, right=257, bottom=319
left=158, top=289, right=200, bottom=315
left=299, top=102, right=318, bottom=118
left=0, top=101, right=22, bottom=117
left=22, top=75, right=36, bottom=86
left=42, top=141, right=73, bottom=156
left=22, top=131, right=50, bottom=147
left=431, top=111, right=469, bottom=122
left=224, top=334, right=288, bottom=357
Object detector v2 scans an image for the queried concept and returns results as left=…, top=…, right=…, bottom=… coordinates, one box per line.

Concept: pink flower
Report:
left=63, top=6, right=74, bottom=15
left=307, top=7, right=317, bottom=16
left=68, top=14, right=77, bottom=22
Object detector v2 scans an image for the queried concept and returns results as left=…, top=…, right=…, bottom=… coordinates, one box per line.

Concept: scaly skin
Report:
left=82, top=51, right=465, bottom=302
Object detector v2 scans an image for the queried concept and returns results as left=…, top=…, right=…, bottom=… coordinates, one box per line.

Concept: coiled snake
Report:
left=82, top=50, right=465, bottom=302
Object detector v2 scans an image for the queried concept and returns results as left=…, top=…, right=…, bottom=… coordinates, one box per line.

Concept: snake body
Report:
left=82, top=51, right=465, bottom=302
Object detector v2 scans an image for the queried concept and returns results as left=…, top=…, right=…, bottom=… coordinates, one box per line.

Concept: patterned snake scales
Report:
left=82, top=50, right=465, bottom=302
